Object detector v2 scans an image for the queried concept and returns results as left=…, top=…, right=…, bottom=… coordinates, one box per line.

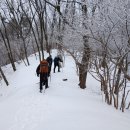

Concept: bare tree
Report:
left=0, top=14, right=16, bottom=71
left=5, top=0, right=30, bottom=65
left=0, top=66, right=9, bottom=86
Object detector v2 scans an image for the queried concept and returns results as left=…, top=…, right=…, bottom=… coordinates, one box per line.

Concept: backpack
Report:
left=39, top=60, right=48, bottom=73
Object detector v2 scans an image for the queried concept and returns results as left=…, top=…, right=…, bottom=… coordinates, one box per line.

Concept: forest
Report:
left=0, top=0, right=130, bottom=112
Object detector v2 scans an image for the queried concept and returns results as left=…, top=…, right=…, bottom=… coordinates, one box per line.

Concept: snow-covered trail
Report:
left=0, top=52, right=130, bottom=130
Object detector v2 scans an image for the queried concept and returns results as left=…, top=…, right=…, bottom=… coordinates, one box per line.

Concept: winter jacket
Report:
left=54, top=56, right=63, bottom=66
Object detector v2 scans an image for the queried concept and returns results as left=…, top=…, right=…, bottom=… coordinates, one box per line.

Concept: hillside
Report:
left=0, top=51, right=130, bottom=130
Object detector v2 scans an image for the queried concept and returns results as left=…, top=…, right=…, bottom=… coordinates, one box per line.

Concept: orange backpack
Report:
left=39, top=60, right=48, bottom=73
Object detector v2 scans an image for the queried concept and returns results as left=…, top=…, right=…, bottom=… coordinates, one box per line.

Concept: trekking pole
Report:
left=62, top=62, right=63, bottom=72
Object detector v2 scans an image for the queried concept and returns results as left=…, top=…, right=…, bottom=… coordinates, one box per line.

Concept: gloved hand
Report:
left=37, top=73, right=39, bottom=77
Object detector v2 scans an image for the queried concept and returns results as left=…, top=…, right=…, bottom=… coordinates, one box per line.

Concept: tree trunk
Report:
left=0, top=28, right=16, bottom=71
left=78, top=1, right=90, bottom=89
left=79, top=64, right=87, bottom=89
left=21, top=37, right=30, bottom=65
left=0, top=67, right=9, bottom=86
left=79, top=36, right=90, bottom=89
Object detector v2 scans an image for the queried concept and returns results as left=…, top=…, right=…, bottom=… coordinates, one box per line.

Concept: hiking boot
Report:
left=40, top=90, right=42, bottom=93
left=45, top=86, right=49, bottom=89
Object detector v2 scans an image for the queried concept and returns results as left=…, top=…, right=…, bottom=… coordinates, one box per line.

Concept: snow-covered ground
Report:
left=0, top=50, right=130, bottom=130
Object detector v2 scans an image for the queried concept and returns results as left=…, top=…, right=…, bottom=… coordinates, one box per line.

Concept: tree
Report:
left=0, top=14, right=16, bottom=71
left=0, top=66, right=9, bottom=86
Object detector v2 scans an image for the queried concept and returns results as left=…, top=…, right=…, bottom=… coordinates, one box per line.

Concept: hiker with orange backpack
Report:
left=36, top=59, right=49, bottom=93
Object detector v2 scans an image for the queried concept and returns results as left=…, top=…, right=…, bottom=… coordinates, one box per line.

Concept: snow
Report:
left=0, top=50, right=130, bottom=130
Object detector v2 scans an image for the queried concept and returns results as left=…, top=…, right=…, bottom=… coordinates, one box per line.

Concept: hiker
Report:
left=36, top=59, right=49, bottom=93
left=46, top=55, right=53, bottom=76
left=53, top=55, right=63, bottom=73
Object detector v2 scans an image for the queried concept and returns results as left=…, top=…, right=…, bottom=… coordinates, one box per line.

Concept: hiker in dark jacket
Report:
left=53, top=55, right=63, bottom=73
left=36, top=59, right=49, bottom=92
left=46, top=55, right=53, bottom=76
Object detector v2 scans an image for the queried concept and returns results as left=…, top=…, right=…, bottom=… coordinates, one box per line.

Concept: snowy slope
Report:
left=0, top=50, right=130, bottom=130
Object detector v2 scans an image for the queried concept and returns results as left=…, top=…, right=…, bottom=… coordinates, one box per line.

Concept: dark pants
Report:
left=40, top=73, right=48, bottom=91
left=54, top=63, right=60, bottom=73
left=48, top=66, right=52, bottom=76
